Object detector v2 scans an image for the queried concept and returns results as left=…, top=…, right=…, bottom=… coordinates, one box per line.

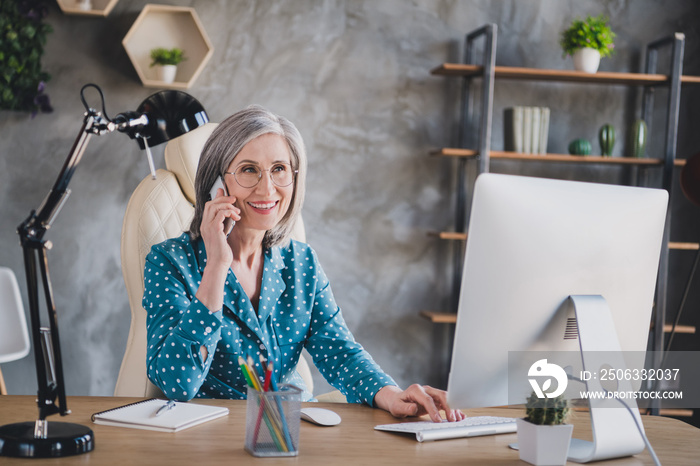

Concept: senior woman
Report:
left=143, top=105, right=464, bottom=423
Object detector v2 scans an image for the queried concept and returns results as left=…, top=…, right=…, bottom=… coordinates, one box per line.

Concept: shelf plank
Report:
left=430, top=148, right=479, bottom=158
left=431, top=63, right=700, bottom=87
left=668, top=242, right=700, bottom=250
left=57, top=0, right=119, bottom=16
left=490, top=151, right=687, bottom=166
left=419, top=311, right=456, bottom=323
left=681, top=75, right=700, bottom=85
left=430, top=232, right=698, bottom=251
left=427, top=231, right=468, bottom=241
left=420, top=311, right=696, bottom=335
left=659, top=324, right=696, bottom=334
left=433, top=148, right=686, bottom=166
left=658, top=409, right=695, bottom=417
left=419, top=311, right=458, bottom=324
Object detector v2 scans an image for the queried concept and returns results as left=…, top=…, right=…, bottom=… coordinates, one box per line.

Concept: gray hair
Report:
left=188, top=105, right=307, bottom=248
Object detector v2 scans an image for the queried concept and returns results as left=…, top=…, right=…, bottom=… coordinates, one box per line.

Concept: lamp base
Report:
left=0, top=421, right=94, bottom=458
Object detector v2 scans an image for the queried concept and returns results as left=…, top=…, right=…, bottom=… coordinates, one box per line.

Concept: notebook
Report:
left=91, top=398, right=229, bottom=433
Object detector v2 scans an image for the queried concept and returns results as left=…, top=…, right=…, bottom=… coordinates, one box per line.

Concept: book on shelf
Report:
left=503, top=106, right=550, bottom=154
left=522, top=107, right=532, bottom=154
left=91, top=398, right=229, bottom=433
left=530, top=107, right=540, bottom=154
left=539, top=107, right=550, bottom=154
left=504, top=107, right=523, bottom=152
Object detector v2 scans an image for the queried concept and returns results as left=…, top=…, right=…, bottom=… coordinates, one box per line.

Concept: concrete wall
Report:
left=1, top=0, right=699, bottom=401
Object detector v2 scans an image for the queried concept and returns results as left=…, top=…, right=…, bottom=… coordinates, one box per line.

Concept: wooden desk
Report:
left=1, top=396, right=698, bottom=465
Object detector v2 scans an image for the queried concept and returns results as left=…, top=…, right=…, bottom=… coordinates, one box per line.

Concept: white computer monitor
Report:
left=446, top=173, right=668, bottom=462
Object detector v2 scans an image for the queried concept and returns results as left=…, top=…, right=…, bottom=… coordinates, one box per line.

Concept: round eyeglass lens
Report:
left=234, top=163, right=295, bottom=188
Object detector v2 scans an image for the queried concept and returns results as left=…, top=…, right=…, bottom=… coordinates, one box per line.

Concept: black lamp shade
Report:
left=134, top=90, right=209, bottom=149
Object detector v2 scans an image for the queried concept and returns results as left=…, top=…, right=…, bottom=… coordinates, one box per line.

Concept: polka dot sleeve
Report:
left=302, top=247, right=397, bottom=405
left=143, top=243, right=223, bottom=401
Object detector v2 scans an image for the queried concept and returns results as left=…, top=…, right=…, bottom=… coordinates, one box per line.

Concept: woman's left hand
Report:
left=373, top=384, right=466, bottom=423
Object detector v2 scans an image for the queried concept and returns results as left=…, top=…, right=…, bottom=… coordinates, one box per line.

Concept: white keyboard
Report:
left=374, top=416, right=517, bottom=442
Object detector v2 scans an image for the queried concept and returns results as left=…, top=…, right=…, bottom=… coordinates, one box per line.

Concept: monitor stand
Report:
left=566, top=295, right=646, bottom=463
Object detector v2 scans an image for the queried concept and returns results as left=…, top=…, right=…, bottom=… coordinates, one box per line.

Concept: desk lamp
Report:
left=0, top=84, right=208, bottom=458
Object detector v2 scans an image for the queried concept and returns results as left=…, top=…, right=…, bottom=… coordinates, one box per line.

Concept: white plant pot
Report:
left=156, top=64, right=178, bottom=84
left=516, top=418, right=574, bottom=466
left=572, top=47, right=601, bottom=73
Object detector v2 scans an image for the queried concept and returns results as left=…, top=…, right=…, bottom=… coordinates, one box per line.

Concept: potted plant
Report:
left=149, top=47, right=186, bottom=84
left=0, top=0, right=53, bottom=116
left=516, top=391, right=573, bottom=466
left=560, top=14, right=615, bottom=73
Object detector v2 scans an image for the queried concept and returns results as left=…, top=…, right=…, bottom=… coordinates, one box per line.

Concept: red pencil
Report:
left=251, top=357, right=268, bottom=449
left=263, top=362, right=273, bottom=392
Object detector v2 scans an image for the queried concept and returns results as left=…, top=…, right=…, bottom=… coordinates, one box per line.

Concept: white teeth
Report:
left=249, top=201, right=277, bottom=210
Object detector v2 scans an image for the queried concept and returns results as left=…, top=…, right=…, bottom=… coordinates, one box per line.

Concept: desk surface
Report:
left=1, top=396, right=699, bottom=465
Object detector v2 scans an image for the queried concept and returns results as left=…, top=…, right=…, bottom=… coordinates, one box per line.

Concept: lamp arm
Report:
left=1, top=83, right=207, bottom=455
left=16, top=109, right=113, bottom=423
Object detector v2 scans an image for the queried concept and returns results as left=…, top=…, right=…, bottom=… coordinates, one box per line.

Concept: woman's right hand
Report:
left=199, top=188, right=240, bottom=273
left=196, top=188, right=241, bottom=314
left=194, top=188, right=241, bottom=320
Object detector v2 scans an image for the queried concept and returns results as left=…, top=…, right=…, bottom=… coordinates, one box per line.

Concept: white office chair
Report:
left=0, top=266, right=31, bottom=395
left=115, top=123, right=344, bottom=402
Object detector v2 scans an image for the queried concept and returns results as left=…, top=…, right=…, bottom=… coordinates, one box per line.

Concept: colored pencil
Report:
left=259, top=356, right=294, bottom=450
left=241, top=356, right=285, bottom=452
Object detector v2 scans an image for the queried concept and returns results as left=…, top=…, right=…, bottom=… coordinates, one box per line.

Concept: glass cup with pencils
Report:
left=241, top=356, right=301, bottom=457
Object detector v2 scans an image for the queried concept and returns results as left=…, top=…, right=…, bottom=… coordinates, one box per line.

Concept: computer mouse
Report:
left=300, top=407, right=341, bottom=426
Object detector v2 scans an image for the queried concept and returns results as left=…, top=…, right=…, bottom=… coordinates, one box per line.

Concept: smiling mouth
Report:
left=248, top=201, right=278, bottom=210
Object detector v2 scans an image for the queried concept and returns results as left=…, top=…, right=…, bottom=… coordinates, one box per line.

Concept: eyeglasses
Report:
left=225, top=162, right=298, bottom=188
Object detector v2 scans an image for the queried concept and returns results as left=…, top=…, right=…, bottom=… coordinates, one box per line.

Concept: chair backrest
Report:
left=114, top=124, right=310, bottom=397
left=0, top=267, right=31, bottom=364
left=0, top=266, right=31, bottom=395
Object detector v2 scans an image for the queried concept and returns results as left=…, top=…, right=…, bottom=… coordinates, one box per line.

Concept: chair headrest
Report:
left=164, top=123, right=218, bottom=205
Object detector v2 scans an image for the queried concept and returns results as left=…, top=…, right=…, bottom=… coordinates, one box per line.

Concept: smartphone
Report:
left=208, top=176, right=235, bottom=236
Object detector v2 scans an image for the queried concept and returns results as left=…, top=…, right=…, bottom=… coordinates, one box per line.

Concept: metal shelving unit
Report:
left=425, top=24, right=700, bottom=394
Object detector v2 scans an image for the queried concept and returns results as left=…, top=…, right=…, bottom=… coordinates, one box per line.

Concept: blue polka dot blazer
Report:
left=143, top=233, right=396, bottom=404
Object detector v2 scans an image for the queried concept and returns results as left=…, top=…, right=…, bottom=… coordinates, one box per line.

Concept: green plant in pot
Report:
left=516, top=391, right=573, bottom=466
left=0, top=0, right=53, bottom=116
left=560, top=14, right=615, bottom=73
left=149, top=47, right=186, bottom=84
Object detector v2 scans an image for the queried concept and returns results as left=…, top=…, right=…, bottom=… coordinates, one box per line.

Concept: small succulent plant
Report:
left=627, top=119, right=648, bottom=158
left=524, top=391, right=570, bottom=426
left=568, top=138, right=592, bottom=155
left=150, top=47, right=186, bottom=67
left=599, top=123, right=616, bottom=156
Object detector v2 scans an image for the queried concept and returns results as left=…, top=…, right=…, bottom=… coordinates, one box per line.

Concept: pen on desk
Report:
left=154, top=400, right=176, bottom=417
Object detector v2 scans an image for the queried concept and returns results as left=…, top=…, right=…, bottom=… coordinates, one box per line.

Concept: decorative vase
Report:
left=156, top=64, right=178, bottom=84
left=572, top=47, right=601, bottom=73
left=516, top=418, right=574, bottom=466
left=568, top=138, right=591, bottom=156
left=626, top=119, right=648, bottom=158
left=598, top=124, right=616, bottom=156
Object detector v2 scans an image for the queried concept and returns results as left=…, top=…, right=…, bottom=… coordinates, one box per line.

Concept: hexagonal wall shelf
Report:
left=57, top=0, right=119, bottom=16
left=122, top=4, right=214, bottom=90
